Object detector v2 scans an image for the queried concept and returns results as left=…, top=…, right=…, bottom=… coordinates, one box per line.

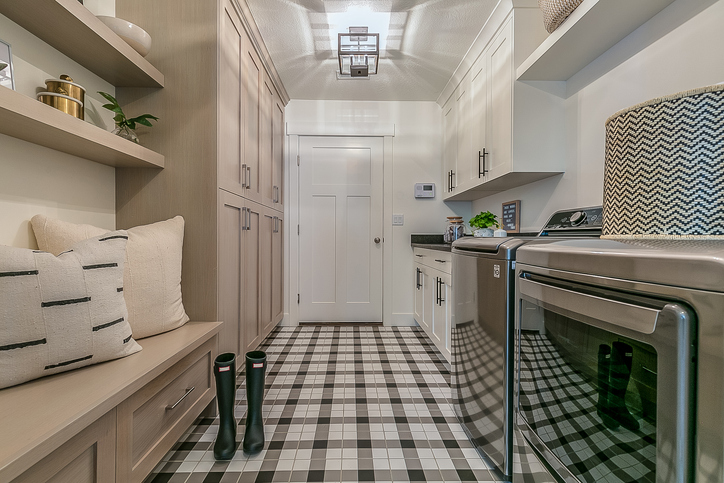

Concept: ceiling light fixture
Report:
left=338, top=26, right=379, bottom=77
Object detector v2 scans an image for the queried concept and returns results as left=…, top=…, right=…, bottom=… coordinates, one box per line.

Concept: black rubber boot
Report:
left=213, top=353, right=238, bottom=460
left=243, top=351, right=267, bottom=454
left=596, top=344, right=620, bottom=430
left=609, top=341, right=640, bottom=431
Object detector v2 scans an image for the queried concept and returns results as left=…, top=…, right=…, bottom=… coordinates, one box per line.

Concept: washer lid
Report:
left=517, top=238, right=724, bottom=292
left=452, top=237, right=531, bottom=259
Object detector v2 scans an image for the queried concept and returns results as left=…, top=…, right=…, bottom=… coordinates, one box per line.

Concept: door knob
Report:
left=374, top=237, right=381, bottom=244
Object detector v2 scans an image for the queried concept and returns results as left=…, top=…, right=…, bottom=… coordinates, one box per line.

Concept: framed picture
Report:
left=0, top=38, right=15, bottom=90
left=501, top=200, right=521, bottom=233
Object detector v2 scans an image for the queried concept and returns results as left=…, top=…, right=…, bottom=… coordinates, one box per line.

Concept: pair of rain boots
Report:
left=596, top=342, right=640, bottom=431
left=213, top=351, right=267, bottom=460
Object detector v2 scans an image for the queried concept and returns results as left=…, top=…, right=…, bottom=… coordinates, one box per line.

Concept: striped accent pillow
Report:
left=0, top=231, right=141, bottom=389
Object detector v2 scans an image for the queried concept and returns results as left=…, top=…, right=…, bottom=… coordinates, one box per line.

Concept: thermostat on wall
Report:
left=414, top=183, right=435, bottom=198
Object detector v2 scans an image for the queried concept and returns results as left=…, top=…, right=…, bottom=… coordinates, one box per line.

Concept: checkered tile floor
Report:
left=143, top=326, right=506, bottom=483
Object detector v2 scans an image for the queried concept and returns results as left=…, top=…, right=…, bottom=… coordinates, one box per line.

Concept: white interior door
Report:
left=298, top=136, right=384, bottom=322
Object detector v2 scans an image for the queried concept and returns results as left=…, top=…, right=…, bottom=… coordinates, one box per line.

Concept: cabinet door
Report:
left=272, top=96, right=284, bottom=210
left=218, top=190, right=245, bottom=357
left=271, top=212, right=284, bottom=327
left=244, top=200, right=262, bottom=352
left=13, top=409, right=116, bottom=483
left=218, top=4, right=244, bottom=195
left=260, top=207, right=274, bottom=339
left=470, top=56, right=489, bottom=186
left=486, top=17, right=513, bottom=182
left=455, top=74, right=472, bottom=190
left=413, top=263, right=425, bottom=329
left=421, top=266, right=433, bottom=336
left=260, top=73, right=275, bottom=207
left=442, top=99, right=457, bottom=198
left=242, top=31, right=263, bottom=203
left=432, top=272, right=452, bottom=361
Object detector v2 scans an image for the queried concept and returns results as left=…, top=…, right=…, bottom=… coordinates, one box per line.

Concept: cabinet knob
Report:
left=374, top=237, right=381, bottom=244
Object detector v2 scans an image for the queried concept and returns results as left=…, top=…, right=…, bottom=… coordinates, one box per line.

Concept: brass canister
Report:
left=44, top=75, right=85, bottom=119
left=37, top=92, right=84, bottom=120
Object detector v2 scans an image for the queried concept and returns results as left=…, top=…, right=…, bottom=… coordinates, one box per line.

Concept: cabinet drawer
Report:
left=117, top=337, right=216, bottom=483
left=413, top=248, right=452, bottom=274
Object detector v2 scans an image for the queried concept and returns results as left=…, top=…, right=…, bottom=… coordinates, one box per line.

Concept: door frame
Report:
left=284, top=122, right=395, bottom=326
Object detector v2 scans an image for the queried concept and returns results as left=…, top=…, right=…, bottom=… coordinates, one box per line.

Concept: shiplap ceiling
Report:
left=244, top=0, right=499, bottom=101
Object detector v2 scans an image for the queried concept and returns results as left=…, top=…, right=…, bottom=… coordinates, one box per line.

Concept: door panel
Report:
left=271, top=213, right=283, bottom=326
left=244, top=201, right=261, bottom=351
left=242, top=33, right=262, bottom=203
left=218, top=191, right=243, bottom=356
left=487, top=18, right=513, bottom=181
left=260, top=210, right=274, bottom=338
left=218, top=7, right=243, bottom=194
left=272, top=98, right=284, bottom=210
left=260, top=76, right=274, bottom=207
left=299, top=137, right=383, bottom=322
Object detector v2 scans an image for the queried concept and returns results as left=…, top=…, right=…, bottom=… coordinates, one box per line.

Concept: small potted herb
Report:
left=469, top=211, right=499, bottom=237
left=99, top=91, right=158, bottom=144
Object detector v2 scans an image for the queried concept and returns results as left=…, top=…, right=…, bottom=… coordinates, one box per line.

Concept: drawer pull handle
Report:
left=435, top=259, right=447, bottom=263
left=415, top=254, right=424, bottom=257
left=166, top=387, right=195, bottom=410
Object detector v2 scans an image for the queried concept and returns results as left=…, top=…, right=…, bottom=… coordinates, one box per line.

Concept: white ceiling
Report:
left=244, top=0, right=499, bottom=102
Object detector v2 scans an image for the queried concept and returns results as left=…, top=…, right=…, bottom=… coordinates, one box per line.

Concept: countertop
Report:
left=411, top=243, right=452, bottom=252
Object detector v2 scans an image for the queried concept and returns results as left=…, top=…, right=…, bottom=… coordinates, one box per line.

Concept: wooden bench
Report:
left=0, top=321, right=222, bottom=483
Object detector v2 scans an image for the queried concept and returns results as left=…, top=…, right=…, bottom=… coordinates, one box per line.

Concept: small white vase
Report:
left=473, top=228, right=494, bottom=237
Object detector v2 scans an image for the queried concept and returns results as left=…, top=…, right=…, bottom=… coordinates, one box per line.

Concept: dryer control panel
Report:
left=539, top=206, right=603, bottom=235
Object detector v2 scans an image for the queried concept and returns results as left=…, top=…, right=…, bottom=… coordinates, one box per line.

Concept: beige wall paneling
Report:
left=242, top=30, right=263, bottom=204
left=115, top=0, right=219, bottom=324
left=12, top=409, right=116, bottom=483
left=218, top=4, right=245, bottom=195
left=272, top=94, right=285, bottom=211
left=260, top=73, right=275, bottom=207
left=116, top=338, right=216, bottom=483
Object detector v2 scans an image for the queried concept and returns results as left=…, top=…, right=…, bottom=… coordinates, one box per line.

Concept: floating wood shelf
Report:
left=0, top=87, right=164, bottom=168
left=516, top=0, right=676, bottom=81
left=0, top=0, right=164, bottom=87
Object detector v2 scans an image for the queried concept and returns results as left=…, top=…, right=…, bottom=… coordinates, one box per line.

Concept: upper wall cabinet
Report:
left=516, top=0, right=676, bottom=82
left=443, top=3, right=565, bottom=201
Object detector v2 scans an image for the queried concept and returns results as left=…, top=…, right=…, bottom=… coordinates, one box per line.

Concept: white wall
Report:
left=0, top=2, right=117, bottom=248
left=285, top=100, right=472, bottom=325
left=472, top=0, right=724, bottom=231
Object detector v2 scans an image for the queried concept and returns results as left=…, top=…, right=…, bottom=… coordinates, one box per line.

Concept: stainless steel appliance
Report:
left=451, top=207, right=603, bottom=480
left=515, top=238, right=724, bottom=483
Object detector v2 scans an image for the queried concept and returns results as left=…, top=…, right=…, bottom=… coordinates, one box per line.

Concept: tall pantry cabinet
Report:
left=115, top=0, right=286, bottom=358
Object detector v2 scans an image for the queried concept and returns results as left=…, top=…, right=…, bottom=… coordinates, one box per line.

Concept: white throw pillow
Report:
left=31, top=215, right=190, bottom=339
left=0, top=231, right=142, bottom=389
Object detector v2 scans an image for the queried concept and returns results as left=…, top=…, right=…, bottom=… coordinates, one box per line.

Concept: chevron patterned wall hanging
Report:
left=603, top=84, right=724, bottom=239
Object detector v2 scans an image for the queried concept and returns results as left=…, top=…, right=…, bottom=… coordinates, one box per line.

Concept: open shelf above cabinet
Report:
left=516, top=0, right=676, bottom=81
left=0, top=0, right=164, bottom=87
left=0, top=87, right=164, bottom=168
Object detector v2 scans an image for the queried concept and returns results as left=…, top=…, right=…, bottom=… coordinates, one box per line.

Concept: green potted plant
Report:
left=469, top=211, right=499, bottom=237
left=99, top=91, right=158, bottom=144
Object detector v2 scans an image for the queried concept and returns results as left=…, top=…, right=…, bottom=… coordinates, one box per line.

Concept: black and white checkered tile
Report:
left=518, top=332, right=656, bottom=483
left=143, top=326, right=501, bottom=483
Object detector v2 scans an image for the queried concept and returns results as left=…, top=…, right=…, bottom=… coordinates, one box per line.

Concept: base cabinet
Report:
left=413, top=248, right=452, bottom=361
left=12, top=410, right=116, bottom=483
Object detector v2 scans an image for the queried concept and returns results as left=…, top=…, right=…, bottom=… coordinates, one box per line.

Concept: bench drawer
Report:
left=117, top=337, right=216, bottom=483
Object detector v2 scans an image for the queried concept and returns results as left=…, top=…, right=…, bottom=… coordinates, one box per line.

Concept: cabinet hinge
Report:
left=297, top=294, right=300, bottom=304
left=297, top=155, right=300, bottom=166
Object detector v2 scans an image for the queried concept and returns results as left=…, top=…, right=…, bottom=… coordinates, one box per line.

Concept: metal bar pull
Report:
left=519, top=276, right=661, bottom=335
left=450, top=170, right=455, bottom=190
left=438, top=279, right=445, bottom=305
left=479, top=149, right=488, bottom=178
left=241, top=164, right=247, bottom=188
left=242, top=207, right=248, bottom=231
left=416, top=268, right=421, bottom=289
left=434, top=259, right=447, bottom=263
left=435, top=277, right=440, bottom=305
left=166, top=387, right=195, bottom=410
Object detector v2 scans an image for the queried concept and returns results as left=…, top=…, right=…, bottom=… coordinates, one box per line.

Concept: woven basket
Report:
left=538, top=0, right=584, bottom=33
left=603, top=84, right=724, bottom=240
